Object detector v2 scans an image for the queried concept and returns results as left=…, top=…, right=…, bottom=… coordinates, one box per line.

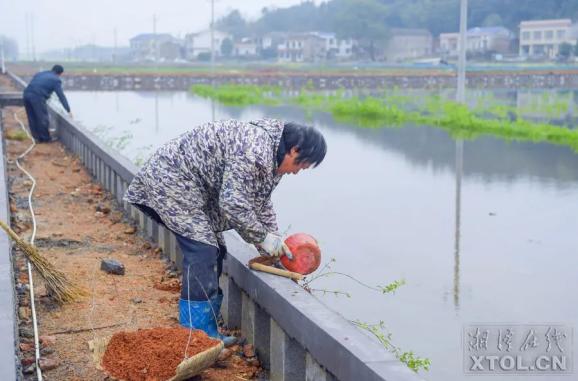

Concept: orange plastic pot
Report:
left=280, top=233, right=321, bottom=275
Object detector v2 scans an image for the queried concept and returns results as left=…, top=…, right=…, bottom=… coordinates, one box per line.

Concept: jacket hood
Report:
left=249, top=117, right=284, bottom=148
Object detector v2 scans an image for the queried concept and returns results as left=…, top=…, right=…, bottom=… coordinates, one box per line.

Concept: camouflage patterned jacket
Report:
left=124, top=119, right=283, bottom=248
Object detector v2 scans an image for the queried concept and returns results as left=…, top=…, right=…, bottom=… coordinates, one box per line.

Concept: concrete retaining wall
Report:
left=17, top=71, right=578, bottom=91
left=0, top=104, right=20, bottom=380
left=7, top=71, right=424, bottom=381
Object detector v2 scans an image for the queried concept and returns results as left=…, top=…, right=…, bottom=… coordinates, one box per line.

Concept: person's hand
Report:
left=259, top=232, right=293, bottom=260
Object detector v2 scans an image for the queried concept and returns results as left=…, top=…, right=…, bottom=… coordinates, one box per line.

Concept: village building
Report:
left=440, top=26, right=513, bottom=57
left=234, top=38, right=259, bottom=59
left=519, top=19, right=578, bottom=58
left=277, top=33, right=326, bottom=63
left=383, top=28, right=433, bottom=62
left=129, top=33, right=181, bottom=62
left=309, top=32, right=356, bottom=60
left=184, top=29, right=231, bottom=60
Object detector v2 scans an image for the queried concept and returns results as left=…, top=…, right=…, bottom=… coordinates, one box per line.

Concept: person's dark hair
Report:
left=51, top=65, right=64, bottom=75
left=276, top=122, right=327, bottom=167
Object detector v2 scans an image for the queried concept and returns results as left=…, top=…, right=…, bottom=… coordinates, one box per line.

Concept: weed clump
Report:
left=190, top=84, right=578, bottom=152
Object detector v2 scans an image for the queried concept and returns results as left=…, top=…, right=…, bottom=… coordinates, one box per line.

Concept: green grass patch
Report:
left=190, top=84, right=281, bottom=106
left=5, top=129, right=29, bottom=141
left=190, top=84, right=578, bottom=152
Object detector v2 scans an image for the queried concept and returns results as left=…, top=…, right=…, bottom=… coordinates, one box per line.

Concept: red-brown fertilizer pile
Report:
left=102, top=327, right=220, bottom=381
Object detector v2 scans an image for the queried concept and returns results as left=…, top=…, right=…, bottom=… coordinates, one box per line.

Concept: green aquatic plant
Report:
left=90, top=125, right=133, bottom=152
left=301, top=259, right=430, bottom=373
left=192, top=84, right=578, bottom=152
left=190, top=84, right=281, bottom=106
left=133, top=144, right=154, bottom=167
left=353, top=320, right=431, bottom=373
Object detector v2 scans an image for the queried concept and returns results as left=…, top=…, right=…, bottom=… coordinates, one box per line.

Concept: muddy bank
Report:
left=1, top=87, right=263, bottom=379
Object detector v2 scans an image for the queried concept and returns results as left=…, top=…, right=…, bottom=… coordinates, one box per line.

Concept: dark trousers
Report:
left=23, top=93, right=50, bottom=142
left=131, top=203, right=226, bottom=301
left=176, top=234, right=226, bottom=302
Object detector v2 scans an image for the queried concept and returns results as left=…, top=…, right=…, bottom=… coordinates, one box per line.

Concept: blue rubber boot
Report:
left=179, top=298, right=219, bottom=337
left=210, top=295, right=237, bottom=347
left=179, top=298, right=236, bottom=347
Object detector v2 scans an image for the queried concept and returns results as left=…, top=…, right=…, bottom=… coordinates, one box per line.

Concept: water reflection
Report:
left=287, top=108, right=578, bottom=186
left=453, top=140, right=463, bottom=310
left=154, top=91, right=159, bottom=132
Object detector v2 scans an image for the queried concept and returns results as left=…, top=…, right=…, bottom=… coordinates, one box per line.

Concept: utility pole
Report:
left=456, top=0, right=467, bottom=103
left=0, top=37, right=6, bottom=74
left=30, top=13, right=37, bottom=62
left=113, top=27, right=118, bottom=63
left=91, top=34, right=96, bottom=62
left=453, top=0, right=467, bottom=309
left=210, top=0, right=215, bottom=69
left=25, top=13, right=30, bottom=61
left=153, top=14, right=159, bottom=63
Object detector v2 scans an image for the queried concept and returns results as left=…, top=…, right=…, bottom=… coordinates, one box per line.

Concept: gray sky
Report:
left=0, top=0, right=313, bottom=53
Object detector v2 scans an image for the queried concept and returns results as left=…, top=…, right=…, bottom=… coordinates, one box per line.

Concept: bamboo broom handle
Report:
left=0, top=220, right=33, bottom=251
left=249, top=262, right=304, bottom=281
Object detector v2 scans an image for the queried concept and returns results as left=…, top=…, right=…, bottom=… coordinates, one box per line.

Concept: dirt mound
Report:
left=101, top=327, right=220, bottom=381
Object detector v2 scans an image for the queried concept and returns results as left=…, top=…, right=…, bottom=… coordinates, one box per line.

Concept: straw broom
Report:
left=0, top=220, right=86, bottom=304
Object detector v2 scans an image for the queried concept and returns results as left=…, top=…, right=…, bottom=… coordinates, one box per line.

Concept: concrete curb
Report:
left=0, top=93, right=20, bottom=380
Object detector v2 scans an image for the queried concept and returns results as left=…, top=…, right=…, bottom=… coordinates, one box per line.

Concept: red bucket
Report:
left=280, top=233, right=321, bottom=275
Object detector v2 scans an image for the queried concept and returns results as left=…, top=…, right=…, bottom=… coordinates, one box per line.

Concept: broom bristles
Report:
left=0, top=220, right=86, bottom=304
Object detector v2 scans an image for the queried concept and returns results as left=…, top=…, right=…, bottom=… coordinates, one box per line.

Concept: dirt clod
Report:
left=218, top=348, right=234, bottom=361
left=38, top=357, right=59, bottom=371
left=18, top=306, right=31, bottom=320
left=21, top=357, right=35, bottom=367
left=101, top=327, right=220, bottom=381
left=20, top=342, right=34, bottom=352
left=154, top=279, right=181, bottom=293
left=243, top=344, right=255, bottom=358
left=40, top=335, right=56, bottom=346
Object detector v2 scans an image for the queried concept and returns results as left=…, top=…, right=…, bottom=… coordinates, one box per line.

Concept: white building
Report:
left=384, top=28, right=433, bottom=62
left=278, top=33, right=326, bottom=62
left=184, top=29, right=231, bottom=60
left=519, top=19, right=578, bottom=58
left=277, top=32, right=356, bottom=62
left=440, top=27, right=513, bottom=57
left=310, top=32, right=356, bottom=60
left=335, top=38, right=356, bottom=60
left=129, top=34, right=180, bottom=62
left=234, top=38, right=259, bottom=58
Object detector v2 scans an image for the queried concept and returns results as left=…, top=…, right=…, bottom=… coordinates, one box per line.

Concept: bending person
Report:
left=23, top=64, right=71, bottom=142
left=124, top=119, right=327, bottom=343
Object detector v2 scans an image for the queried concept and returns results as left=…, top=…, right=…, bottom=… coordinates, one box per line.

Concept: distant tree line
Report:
left=217, top=0, right=578, bottom=59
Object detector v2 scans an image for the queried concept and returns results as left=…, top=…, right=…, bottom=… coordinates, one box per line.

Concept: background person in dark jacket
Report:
left=23, top=65, right=71, bottom=142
